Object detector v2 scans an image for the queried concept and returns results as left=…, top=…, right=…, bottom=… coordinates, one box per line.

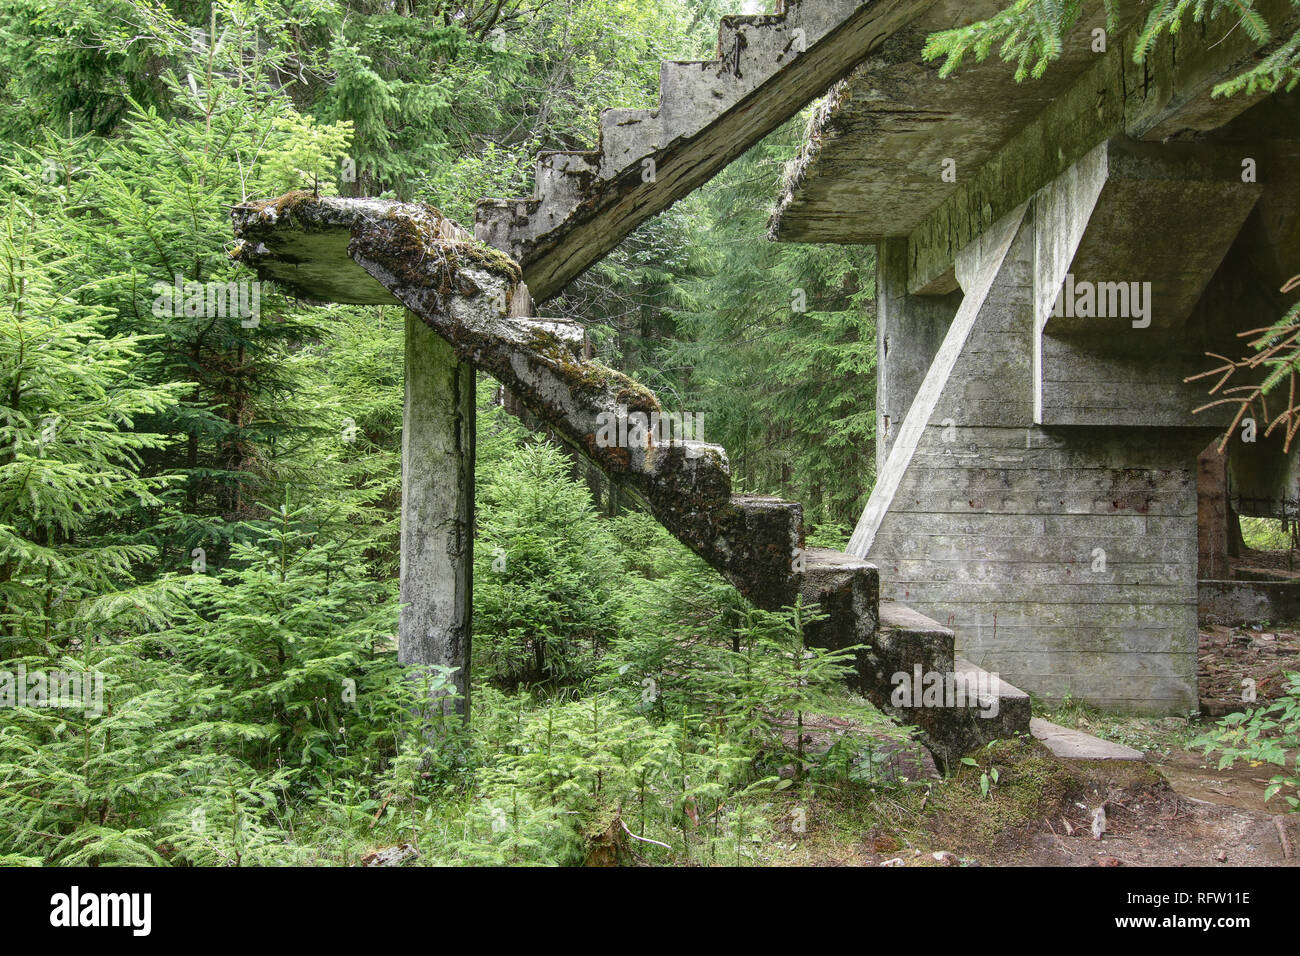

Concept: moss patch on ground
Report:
left=925, top=738, right=1082, bottom=849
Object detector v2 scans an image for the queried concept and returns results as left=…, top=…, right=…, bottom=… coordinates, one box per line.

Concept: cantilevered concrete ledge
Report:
left=1030, top=140, right=1257, bottom=426
left=771, top=0, right=1109, bottom=246
left=1039, top=138, right=1260, bottom=335
left=232, top=194, right=480, bottom=305
left=772, top=0, right=1298, bottom=295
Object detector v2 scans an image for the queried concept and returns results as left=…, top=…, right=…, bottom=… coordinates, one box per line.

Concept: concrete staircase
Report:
left=473, top=0, right=924, bottom=303
left=876, top=603, right=1031, bottom=761
left=231, top=192, right=1028, bottom=767
left=225, top=0, right=1039, bottom=768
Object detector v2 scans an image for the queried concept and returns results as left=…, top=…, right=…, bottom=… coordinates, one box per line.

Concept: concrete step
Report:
left=704, top=494, right=803, bottom=609
left=799, top=548, right=879, bottom=687
left=597, top=109, right=660, bottom=176
left=1030, top=718, right=1145, bottom=762
left=950, top=654, right=1033, bottom=747
left=874, top=602, right=1032, bottom=770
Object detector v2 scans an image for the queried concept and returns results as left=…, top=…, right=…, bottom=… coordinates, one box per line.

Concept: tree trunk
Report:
left=1197, top=442, right=1231, bottom=579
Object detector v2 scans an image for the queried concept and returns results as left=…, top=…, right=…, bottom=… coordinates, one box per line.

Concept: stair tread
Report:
left=731, top=493, right=800, bottom=504
left=877, top=601, right=954, bottom=637
left=953, top=656, right=1029, bottom=701
left=800, top=546, right=871, bottom=567
left=1030, top=718, right=1145, bottom=761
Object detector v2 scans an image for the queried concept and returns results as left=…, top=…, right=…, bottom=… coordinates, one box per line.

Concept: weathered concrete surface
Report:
left=1031, top=139, right=1252, bottom=428
left=399, top=312, right=475, bottom=716
left=1198, top=444, right=1232, bottom=581
left=855, top=197, right=1204, bottom=713
left=1199, top=579, right=1300, bottom=627
left=875, top=603, right=1032, bottom=769
left=1039, top=140, right=1259, bottom=335
left=874, top=239, right=958, bottom=472
left=799, top=546, right=879, bottom=689
left=1030, top=718, right=1145, bottom=761
left=772, top=0, right=1298, bottom=296
left=232, top=195, right=478, bottom=303
left=849, top=200, right=1028, bottom=558
left=1219, top=96, right=1300, bottom=294
left=772, top=0, right=1111, bottom=247
left=475, top=0, right=933, bottom=301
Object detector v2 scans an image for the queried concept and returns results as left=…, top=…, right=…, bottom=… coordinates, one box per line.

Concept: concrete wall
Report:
left=876, top=239, right=958, bottom=472
left=1039, top=331, right=1225, bottom=428
left=866, top=203, right=1202, bottom=713
left=1200, top=579, right=1300, bottom=627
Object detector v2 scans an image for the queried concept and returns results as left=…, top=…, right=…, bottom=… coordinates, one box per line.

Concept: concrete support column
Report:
left=399, top=309, right=475, bottom=719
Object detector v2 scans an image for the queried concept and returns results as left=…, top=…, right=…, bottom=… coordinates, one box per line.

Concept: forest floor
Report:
left=758, top=623, right=1300, bottom=868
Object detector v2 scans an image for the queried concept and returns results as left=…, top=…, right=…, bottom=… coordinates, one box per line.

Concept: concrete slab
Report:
left=771, top=0, right=1108, bottom=245
left=1030, top=717, right=1145, bottom=761
left=772, top=0, right=1297, bottom=295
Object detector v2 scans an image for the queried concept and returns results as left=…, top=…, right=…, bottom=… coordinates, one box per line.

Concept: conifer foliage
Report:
left=0, top=1, right=913, bottom=866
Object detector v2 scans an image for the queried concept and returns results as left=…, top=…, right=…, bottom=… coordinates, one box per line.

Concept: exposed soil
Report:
left=778, top=732, right=1299, bottom=868
left=952, top=765, right=1299, bottom=868
left=671, top=614, right=1300, bottom=868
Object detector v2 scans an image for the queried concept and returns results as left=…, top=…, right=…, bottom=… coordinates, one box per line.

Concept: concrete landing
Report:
left=1030, top=717, right=1145, bottom=761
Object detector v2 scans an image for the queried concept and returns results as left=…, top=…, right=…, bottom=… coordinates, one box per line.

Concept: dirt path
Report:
left=792, top=737, right=1300, bottom=868
left=774, top=634, right=1300, bottom=867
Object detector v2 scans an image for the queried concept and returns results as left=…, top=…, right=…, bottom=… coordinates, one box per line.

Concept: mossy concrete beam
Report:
left=233, top=194, right=803, bottom=608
